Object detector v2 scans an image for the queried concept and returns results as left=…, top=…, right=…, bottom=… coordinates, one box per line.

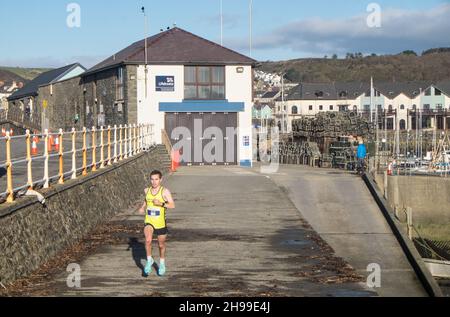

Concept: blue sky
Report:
left=1, top=0, right=449, bottom=68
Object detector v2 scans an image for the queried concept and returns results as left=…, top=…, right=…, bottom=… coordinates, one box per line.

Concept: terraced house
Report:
left=276, top=81, right=450, bottom=133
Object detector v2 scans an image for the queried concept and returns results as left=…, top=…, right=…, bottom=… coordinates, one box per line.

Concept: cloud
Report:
left=204, top=13, right=243, bottom=30
left=227, top=3, right=450, bottom=57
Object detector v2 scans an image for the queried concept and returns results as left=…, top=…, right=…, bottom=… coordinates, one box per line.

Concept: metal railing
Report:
left=0, top=108, right=41, bottom=131
left=0, top=124, right=155, bottom=204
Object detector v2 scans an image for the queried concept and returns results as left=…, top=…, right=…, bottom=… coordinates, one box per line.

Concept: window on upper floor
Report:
left=424, top=104, right=430, bottom=110
left=116, top=67, right=125, bottom=101
left=435, top=89, right=442, bottom=96
left=184, top=66, right=225, bottom=100
left=400, top=104, right=405, bottom=110
left=424, top=88, right=431, bottom=96
left=399, top=119, right=406, bottom=130
left=292, top=106, right=298, bottom=115
left=339, top=91, right=347, bottom=98
left=309, top=105, right=313, bottom=111
left=329, top=105, right=334, bottom=111
left=319, top=105, right=323, bottom=111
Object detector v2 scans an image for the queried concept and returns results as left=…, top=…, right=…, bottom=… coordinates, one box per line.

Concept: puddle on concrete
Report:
left=281, top=240, right=309, bottom=246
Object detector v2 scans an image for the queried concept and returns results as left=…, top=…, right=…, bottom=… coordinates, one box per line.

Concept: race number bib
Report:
left=147, top=208, right=161, bottom=217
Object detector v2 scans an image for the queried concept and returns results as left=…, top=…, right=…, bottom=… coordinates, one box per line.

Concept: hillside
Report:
left=0, top=67, right=51, bottom=82
left=259, top=52, right=450, bottom=83
left=0, top=68, right=27, bottom=84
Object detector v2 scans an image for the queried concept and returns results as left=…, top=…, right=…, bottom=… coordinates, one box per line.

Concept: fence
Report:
left=0, top=124, right=155, bottom=204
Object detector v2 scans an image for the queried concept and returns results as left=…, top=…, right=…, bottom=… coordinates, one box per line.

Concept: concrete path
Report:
left=261, top=164, right=427, bottom=297
left=46, top=165, right=376, bottom=297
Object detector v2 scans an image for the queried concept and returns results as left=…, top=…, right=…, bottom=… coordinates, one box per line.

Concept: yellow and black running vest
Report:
left=145, top=186, right=167, bottom=229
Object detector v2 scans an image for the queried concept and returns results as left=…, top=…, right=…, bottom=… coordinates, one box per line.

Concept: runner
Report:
left=139, top=170, right=175, bottom=276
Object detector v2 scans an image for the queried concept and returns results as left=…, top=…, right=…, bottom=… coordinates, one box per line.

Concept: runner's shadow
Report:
left=127, top=237, right=159, bottom=277
left=127, top=237, right=146, bottom=277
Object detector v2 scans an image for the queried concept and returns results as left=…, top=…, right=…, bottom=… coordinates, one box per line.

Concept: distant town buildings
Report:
left=271, top=81, right=450, bottom=133
left=0, top=81, right=22, bottom=110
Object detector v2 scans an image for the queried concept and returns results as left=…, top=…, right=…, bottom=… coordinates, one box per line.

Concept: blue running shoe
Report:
left=158, top=262, right=166, bottom=276
left=144, top=259, right=154, bottom=276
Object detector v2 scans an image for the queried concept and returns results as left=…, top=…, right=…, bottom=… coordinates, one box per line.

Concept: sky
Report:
left=0, top=0, right=449, bottom=68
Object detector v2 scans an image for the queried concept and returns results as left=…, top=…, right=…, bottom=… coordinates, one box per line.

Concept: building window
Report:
left=353, top=105, right=358, bottom=111
left=436, top=104, right=443, bottom=110
left=184, top=66, right=225, bottom=100
left=364, top=105, right=370, bottom=111
left=412, top=104, right=417, bottom=110
left=424, top=88, right=431, bottom=96
left=399, top=119, right=406, bottom=130
left=116, top=67, right=125, bottom=101
left=388, top=105, right=393, bottom=112
left=424, top=104, right=430, bottom=110
left=435, top=88, right=442, bottom=96
left=309, top=105, right=313, bottom=111
left=400, top=104, right=405, bottom=110
left=387, top=118, right=394, bottom=130
left=329, top=105, right=333, bottom=111
left=319, top=105, right=323, bottom=111
left=292, top=106, right=298, bottom=114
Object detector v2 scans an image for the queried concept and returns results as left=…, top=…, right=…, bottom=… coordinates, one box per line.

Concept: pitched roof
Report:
left=434, top=80, right=450, bottom=97
left=260, top=90, right=280, bottom=99
left=288, top=83, right=337, bottom=100
left=8, top=63, right=86, bottom=100
left=374, top=81, right=430, bottom=99
left=284, top=81, right=435, bottom=101
left=85, top=27, right=257, bottom=75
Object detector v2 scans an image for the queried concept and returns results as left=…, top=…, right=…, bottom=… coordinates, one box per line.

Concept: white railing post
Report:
left=44, top=129, right=49, bottom=188
left=100, top=126, right=105, bottom=169
left=124, top=124, right=128, bottom=159
left=113, top=125, right=118, bottom=164
left=26, top=129, right=33, bottom=189
left=71, top=128, right=77, bottom=180
left=107, top=125, right=112, bottom=166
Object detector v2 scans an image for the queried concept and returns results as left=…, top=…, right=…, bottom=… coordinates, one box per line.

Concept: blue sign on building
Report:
left=156, top=76, right=175, bottom=92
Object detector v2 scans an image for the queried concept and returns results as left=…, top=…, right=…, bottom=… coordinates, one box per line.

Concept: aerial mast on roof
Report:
left=249, top=0, right=253, bottom=58
left=220, top=0, right=224, bottom=46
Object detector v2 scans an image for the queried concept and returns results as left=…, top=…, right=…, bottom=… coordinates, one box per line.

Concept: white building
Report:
left=276, top=81, right=450, bottom=132
left=84, top=27, right=256, bottom=167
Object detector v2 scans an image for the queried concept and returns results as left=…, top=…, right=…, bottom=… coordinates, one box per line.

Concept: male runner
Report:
left=139, top=170, right=175, bottom=276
